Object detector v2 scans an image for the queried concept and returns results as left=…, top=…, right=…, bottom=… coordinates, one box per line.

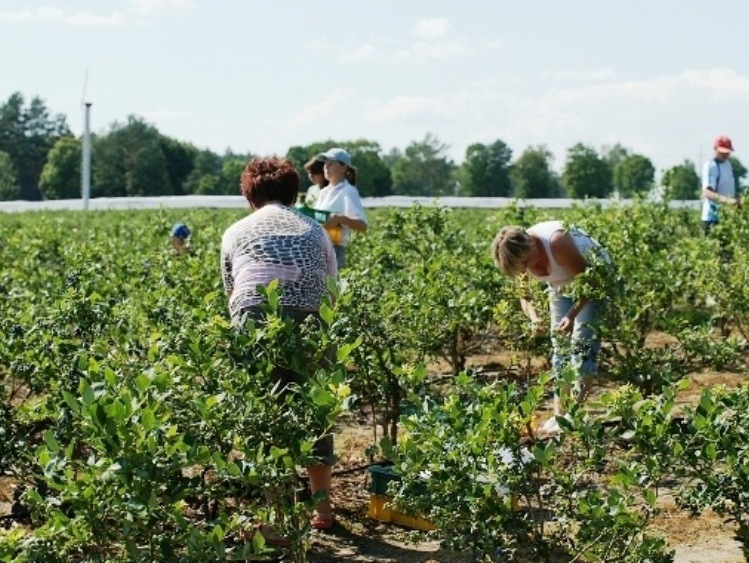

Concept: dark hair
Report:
left=240, top=157, right=299, bottom=207
left=345, top=165, right=357, bottom=186
left=303, top=157, right=329, bottom=187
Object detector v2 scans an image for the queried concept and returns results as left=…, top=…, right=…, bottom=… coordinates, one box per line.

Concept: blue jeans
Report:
left=334, top=245, right=347, bottom=269
left=549, top=293, right=601, bottom=380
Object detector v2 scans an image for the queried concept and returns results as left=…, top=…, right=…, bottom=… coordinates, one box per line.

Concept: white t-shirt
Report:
left=701, top=158, right=735, bottom=222
left=221, top=203, right=337, bottom=324
left=527, top=220, right=609, bottom=291
left=304, top=184, right=322, bottom=208
left=315, top=179, right=367, bottom=246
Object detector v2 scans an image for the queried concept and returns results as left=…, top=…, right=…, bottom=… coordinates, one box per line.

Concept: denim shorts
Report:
left=549, top=293, right=602, bottom=379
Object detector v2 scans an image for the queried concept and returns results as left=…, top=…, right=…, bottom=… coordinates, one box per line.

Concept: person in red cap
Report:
left=701, top=135, right=738, bottom=232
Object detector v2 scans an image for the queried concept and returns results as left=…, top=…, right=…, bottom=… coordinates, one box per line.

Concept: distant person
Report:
left=701, top=135, right=738, bottom=233
left=170, top=223, right=192, bottom=255
left=491, top=221, right=610, bottom=436
left=220, top=156, right=339, bottom=531
left=314, top=148, right=368, bottom=269
left=302, top=157, right=329, bottom=208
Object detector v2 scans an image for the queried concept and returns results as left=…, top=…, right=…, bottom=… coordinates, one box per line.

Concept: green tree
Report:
left=391, top=133, right=456, bottom=196
left=286, top=139, right=392, bottom=197
left=346, top=139, right=392, bottom=197
left=0, top=92, right=71, bottom=200
left=218, top=154, right=248, bottom=195
left=458, top=140, right=513, bottom=197
left=602, top=143, right=630, bottom=170
left=160, top=137, right=197, bottom=196
left=285, top=143, right=322, bottom=190
left=39, top=137, right=82, bottom=200
left=182, top=150, right=249, bottom=196
left=183, top=149, right=223, bottom=195
left=382, top=147, right=402, bottom=169
left=92, top=116, right=171, bottom=197
left=510, top=145, right=561, bottom=198
left=0, top=150, right=19, bottom=201
left=661, top=160, right=700, bottom=200
left=613, top=154, right=656, bottom=197
left=562, top=143, right=613, bottom=199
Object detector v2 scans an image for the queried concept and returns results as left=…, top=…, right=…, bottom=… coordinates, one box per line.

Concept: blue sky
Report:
left=2, top=0, right=748, bottom=174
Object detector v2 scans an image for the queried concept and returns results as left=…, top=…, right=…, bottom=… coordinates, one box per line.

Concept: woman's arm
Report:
left=521, top=297, right=546, bottom=335
left=326, top=214, right=368, bottom=232
left=328, top=187, right=369, bottom=233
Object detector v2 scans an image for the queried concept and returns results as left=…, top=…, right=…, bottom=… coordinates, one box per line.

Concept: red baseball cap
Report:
left=714, top=135, right=734, bottom=153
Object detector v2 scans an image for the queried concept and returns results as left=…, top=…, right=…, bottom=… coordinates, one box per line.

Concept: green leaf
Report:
left=43, top=430, right=60, bottom=454
left=319, top=301, right=334, bottom=325
left=79, top=379, right=95, bottom=406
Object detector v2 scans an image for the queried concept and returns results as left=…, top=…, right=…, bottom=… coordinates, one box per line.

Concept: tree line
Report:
left=0, top=92, right=746, bottom=201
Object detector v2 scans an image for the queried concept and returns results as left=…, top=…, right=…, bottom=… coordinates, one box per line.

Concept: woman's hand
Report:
left=324, top=215, right=343, bottom=229
left=531, top=320, right=548, bottom=336
left=556, top=316, right=574, bottom=334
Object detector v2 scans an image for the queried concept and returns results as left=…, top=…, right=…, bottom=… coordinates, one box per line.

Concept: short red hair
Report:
left=240, top=157, right=299, bottom=207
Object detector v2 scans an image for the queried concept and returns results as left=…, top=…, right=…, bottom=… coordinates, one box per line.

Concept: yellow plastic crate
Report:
left=368, top=494, right=435, bottom=531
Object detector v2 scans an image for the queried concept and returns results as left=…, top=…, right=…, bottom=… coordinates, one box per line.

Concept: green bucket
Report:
left=296, top=206, right=330, bottom=224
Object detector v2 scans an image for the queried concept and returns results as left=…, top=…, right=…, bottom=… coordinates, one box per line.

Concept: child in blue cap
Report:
left=170, top=223, right=192, bottom=255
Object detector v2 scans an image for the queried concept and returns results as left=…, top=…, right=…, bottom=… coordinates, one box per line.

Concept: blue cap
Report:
left=171, top=223, right=190, bottom=239
left=316, top=147, right=352, bottom=166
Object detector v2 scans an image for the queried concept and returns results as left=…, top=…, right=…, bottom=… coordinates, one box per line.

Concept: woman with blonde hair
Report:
left=491, top=220, right=610, bottom=435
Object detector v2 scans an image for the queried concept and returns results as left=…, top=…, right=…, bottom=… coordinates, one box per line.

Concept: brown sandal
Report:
left=310, top=512, right=335, bottom=530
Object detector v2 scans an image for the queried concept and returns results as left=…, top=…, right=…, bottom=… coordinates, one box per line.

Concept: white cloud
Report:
left=545, top=69, right=616, bottom=82
left=331, top=17, right=475, bottom=65
left=412, top=18, right=454, bottom=40
left=339, top=44, right=377, bottom=63
left=500, top=68, right=749, bottom=170
left=367, top=96, right=444, bottom=123
left=361, top=67, right=749, bottom=170
left=282, top=89, right=353, bottom=127
left=0, top=7, right=125, bottom=26
left=387, top=17, right=475, bottom=64
left=128, top=0, right=194, bottom=15
left=393, top=39, right=474, bottom=64
left=541, top=68, right=749, bottom=108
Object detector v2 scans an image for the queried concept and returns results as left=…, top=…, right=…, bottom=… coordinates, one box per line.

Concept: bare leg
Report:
left=308, top=464, right=333, bottom=518
left=556, top=375, right=594, bottom=414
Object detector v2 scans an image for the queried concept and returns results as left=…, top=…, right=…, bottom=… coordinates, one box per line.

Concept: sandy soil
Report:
left=305, top=366, right=748, bottom=563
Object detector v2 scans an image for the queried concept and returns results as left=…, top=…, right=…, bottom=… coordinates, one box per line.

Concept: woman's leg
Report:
left=571, top=300, right=602, bottom=405
left=549, top=293, right=573, bottom=416
left=308, top=463, right=333, bottom=523
left=309, top=432, right=335, bottom=526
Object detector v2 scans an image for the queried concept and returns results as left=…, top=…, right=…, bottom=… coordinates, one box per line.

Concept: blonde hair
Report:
left=490, top=226, right=534, bottom=278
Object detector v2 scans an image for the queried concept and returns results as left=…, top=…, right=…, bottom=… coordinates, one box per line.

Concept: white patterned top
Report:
left=221, top=203, right=338, bottom=323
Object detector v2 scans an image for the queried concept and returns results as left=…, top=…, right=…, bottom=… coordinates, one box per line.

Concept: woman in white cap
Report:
left=314, top=148, right=368, bottom=268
